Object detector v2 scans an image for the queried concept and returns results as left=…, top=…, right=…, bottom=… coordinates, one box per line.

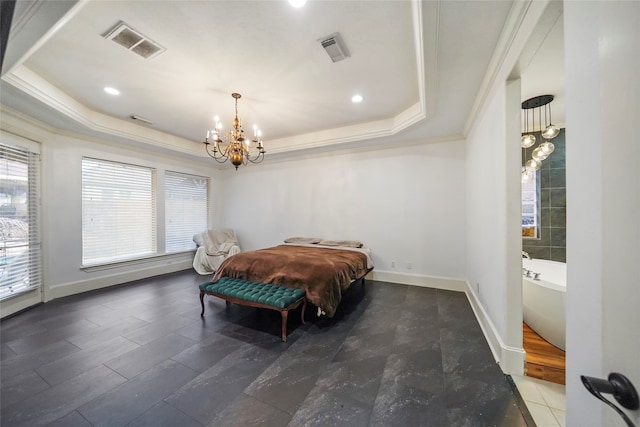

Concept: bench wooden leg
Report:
left=200, top=292, right=205, bottom=316
left=281, top=310, right=289, bottom=342
left=199, top=284, right=305, bottom=342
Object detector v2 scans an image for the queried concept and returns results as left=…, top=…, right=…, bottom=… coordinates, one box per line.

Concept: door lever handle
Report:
left=581, top=372, right=639, bottom=427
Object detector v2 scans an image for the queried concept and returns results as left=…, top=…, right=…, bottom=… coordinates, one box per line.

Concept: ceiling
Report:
left=520, top=1, right=565, bottom=129
left=1, top=0, right=564, bottom=163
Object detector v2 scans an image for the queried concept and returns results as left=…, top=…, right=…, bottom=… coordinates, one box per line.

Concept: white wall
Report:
left=466, top=84, right=508, bottom=328
left=219, top=139, right=468, bottom=287
left=465, top=78, right=524, bottom=372
left=1, top=110, right=468, bottom=316
left=1, top=112, right=221, bottom=316
left=564, top=2, right=640, bottom=426
left=43, top=131, right=221, bottom=299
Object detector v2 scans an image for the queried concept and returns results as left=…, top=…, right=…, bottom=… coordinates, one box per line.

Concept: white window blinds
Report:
left=82, top=158, right=156, bottom=265
left=165, top=171, right=208, bottom=252
left=0, top=142, right=41, bottom=301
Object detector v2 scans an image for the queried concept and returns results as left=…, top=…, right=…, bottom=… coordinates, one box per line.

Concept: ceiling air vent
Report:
left=317, top=32, right=350, bottom=63
left=103, top=21, right=165, bottom=59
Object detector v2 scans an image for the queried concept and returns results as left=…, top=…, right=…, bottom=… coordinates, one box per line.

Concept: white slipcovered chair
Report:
left=192, top=229, right=241, bottom=275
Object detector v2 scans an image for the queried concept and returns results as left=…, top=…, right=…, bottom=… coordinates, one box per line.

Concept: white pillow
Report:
left=318, top=239, right=363, bottom=248
left=284, top=237, right=322, bottom=244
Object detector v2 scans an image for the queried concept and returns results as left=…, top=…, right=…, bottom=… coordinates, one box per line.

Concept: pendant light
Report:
left=542, top=100, right=560, bottom=139
left=521, top=94, right=560, bottom=182
left=521, top=106, right=536, bottom=148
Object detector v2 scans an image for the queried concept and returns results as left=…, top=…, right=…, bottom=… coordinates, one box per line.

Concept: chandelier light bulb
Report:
left=526, top=158, right=541, bottom=171
left=521, top=134, right=536, bottom=148
left=532, top=147, right=548, bottom=161
left=542, top=124, right=560, bottom=139
left=540, top=141, right=555, bottom=155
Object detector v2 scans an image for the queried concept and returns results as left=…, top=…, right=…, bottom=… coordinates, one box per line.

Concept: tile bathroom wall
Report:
left=523, top=129, right=566, bottom=262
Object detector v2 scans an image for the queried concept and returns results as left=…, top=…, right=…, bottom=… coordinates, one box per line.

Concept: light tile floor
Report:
left=513, top=375, right=566, bottom=427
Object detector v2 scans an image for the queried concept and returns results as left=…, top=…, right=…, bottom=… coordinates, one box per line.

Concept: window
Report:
left=522, top=170, right=540, bottom=238
left=165, top=171, right=208, bottom=252
left=0, top=142, right=41, bottom=301
left=82, top=158, right=156, bottom=265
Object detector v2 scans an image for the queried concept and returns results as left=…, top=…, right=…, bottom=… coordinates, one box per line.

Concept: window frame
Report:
left=164, top=170, right=209, bottom=253
left=81, top=157, right=157, bottom=267
left=0, top=141, right=42, bottom=301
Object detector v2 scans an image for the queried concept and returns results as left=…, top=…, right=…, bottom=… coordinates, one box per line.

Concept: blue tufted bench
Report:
left=199, top=277, right=307, bottom=342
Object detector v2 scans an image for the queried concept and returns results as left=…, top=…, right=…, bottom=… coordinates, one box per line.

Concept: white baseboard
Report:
left=371, top=270, right=467, bottom=292
left=17, top=265, right=525, bottom=376
left=48, top=260, right=194, bottom=300
left=370, top=271, right=524, bottom=375
left=465, top=281, right=525, bottom=375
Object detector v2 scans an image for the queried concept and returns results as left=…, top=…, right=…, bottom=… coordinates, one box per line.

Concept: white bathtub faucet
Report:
left=522, top=251, right=531, bottom=260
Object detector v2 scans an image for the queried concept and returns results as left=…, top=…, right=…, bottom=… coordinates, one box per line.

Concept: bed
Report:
left=211, top=239, right=373, bottom=317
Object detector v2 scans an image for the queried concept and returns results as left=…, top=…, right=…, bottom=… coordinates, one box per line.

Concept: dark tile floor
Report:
left=1, top=270, right=534, bottom=426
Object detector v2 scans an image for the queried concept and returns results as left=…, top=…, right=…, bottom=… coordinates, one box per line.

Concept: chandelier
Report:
left=203, top=93, right=265, bottom=170
left=521, top=94, right=559, bottom=183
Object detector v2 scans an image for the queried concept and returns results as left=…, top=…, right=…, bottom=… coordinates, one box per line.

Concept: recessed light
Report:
left=288, top=0, right=306, bottom=8
left=104, top=87, right=120, bottom=95
left=351, top=94, right=363, bottom=103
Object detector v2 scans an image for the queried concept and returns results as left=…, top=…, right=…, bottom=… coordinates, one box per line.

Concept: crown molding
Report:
left=3, top=66, right=202, bottom=158
left=2, top=0, right=432, bottom=160
left=463, top=0, right=552, bottom=138
left=3, top=0, right=87, bottom=76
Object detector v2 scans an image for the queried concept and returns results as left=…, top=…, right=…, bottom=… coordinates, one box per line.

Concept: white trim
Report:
left=4, top=1, right=88, bottom=76
left=371, top=270, right=466, bottom=292
left=2, top=0, right=431, bottom=159
left=464, top=0, right=550, bottom=138
left=369, top=271, right=525, bottom=375
left=465, top=280, right=526, bottom=375
left=81, top=251, right=195, bottom=272
left=0, top=288, right=42, bottom=319
left=419, top=0, right=439, bottom=120
left=48, top=261, right=194, bottom=300
left=0, top=128, right=41, bottom=153
left=265, top=0, right=434, bottom=155
left=3, top=67, right=204, bottom=157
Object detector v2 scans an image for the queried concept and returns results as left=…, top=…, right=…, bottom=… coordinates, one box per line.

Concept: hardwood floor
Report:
left=523, top=322, right=566, bottom=385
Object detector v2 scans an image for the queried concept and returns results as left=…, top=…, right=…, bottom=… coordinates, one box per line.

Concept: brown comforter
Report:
left=211, top=245, right=370, bottom=317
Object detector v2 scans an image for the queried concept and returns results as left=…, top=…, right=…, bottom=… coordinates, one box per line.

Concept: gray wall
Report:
left=522, top=128, right=566, bottom=262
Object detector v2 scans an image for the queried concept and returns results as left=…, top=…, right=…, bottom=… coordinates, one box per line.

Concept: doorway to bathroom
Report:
left=518, top=1, right=566, bottom=386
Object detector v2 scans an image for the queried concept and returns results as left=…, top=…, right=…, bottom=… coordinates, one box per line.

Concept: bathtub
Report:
left=522, top=258, right=566, bottom=351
